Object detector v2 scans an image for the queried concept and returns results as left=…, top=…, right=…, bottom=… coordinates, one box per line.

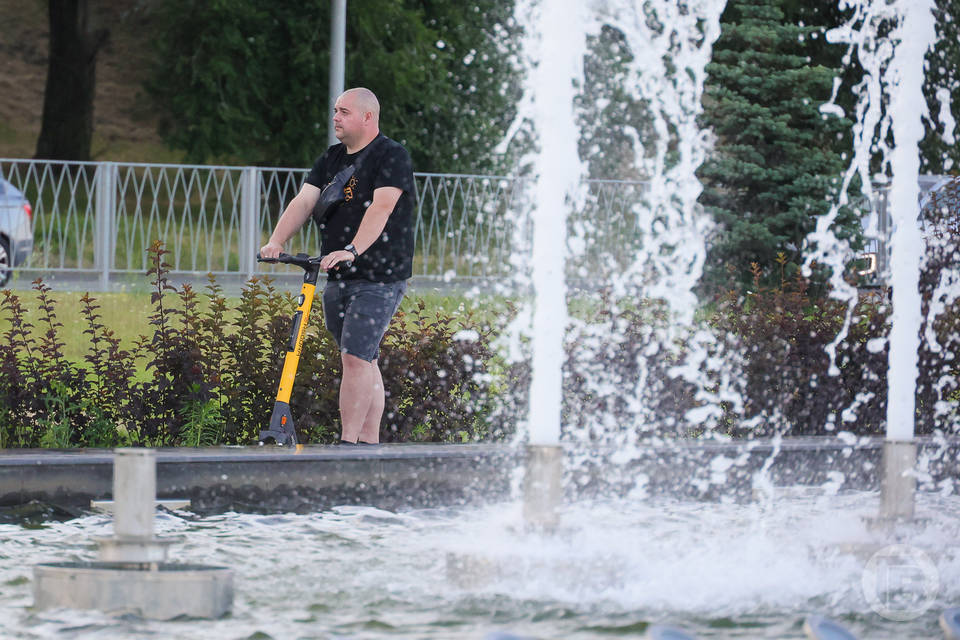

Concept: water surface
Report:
left=3, top=490, right=957, bottom=639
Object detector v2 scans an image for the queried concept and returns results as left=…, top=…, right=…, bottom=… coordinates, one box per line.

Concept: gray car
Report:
left=0, top=178, right=33, bottom=287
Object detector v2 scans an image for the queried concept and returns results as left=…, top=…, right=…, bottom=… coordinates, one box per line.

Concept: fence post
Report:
left=95, top=162, right=116, bottom=290
left=877, top=181, right=890, bottom=280
left=239, top=167, right=259, bottom=279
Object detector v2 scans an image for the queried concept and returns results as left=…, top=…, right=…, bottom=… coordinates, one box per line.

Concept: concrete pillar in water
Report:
left=879, top=440, right=917, bottom=521
left=33, top=448, right=233, bottom=619
left=97, top=448, right=174, bottom=563
left=446, top=446, right=564, bottom=586
left=114, top=448, right=156, bottom=538
left=523, top=445, right=563, bottom=529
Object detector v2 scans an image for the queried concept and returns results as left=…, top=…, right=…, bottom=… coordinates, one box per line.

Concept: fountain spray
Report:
left=879, top=0, right=937, bottom=521
left=514, top=0, right=728, bottom=525
left=817, top=0, right=937, bottom=521
left=515, top=0, right=589, bottom=529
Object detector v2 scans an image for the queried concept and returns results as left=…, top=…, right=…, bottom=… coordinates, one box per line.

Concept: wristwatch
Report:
left=344, top=244, right=359, bottom=259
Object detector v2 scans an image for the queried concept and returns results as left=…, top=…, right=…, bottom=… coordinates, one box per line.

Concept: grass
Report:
left=2, top=290, right=156, bottom=365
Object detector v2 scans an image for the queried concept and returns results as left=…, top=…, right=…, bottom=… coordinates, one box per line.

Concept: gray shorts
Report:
left=322, top=279, right=407, bottom=362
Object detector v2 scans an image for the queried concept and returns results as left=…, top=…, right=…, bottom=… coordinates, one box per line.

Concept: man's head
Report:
left=333, top=88, right=380, bottom=150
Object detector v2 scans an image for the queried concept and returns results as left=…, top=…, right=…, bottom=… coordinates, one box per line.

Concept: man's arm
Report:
left=259, top=183, right=322, bottom=258
left=319, top=186, right=403, bottom=270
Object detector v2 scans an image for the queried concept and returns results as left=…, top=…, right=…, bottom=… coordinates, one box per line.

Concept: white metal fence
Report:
left=4, top=158, right=945, bottom=292
left=0, top=158, right=651, bottom=290
left=860, top=175, right=957, bottom=284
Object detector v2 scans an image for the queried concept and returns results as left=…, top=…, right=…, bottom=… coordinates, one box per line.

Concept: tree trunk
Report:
left=34, top=0, right=109, bottom=161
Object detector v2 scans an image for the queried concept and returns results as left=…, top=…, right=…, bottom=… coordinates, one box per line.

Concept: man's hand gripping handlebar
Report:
left=256, top=252, right=352, bottom=271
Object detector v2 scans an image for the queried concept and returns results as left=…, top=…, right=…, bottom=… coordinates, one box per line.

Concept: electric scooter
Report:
left=256, top=252, right=325, bottom=445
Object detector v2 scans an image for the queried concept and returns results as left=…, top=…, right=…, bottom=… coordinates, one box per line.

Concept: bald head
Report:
left=333, top=87, right=381, bottom=151
left=341, top=88, right=380, bottom=122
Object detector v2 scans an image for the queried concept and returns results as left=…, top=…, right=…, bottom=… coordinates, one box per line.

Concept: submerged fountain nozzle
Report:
left=878, top=439, right=917, bottom=522
left=33, top=448, right=233, bottom=619
left=523, top=444, right=563, bottom=530
left=95, top=448, right=176, bottom=563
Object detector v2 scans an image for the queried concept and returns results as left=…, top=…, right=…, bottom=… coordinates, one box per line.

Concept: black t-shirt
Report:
left=305, top=134, right=416, bottom=282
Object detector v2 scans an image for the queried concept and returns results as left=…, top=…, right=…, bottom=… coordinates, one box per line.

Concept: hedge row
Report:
left=561, top=260, right=959, bottom=440
left=3, top=243, right=958, bottom=448
left=0, top=242, right=513, bottom=447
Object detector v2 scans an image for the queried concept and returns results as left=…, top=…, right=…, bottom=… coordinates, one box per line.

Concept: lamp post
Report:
left=328, top=0, right=346, bottom=147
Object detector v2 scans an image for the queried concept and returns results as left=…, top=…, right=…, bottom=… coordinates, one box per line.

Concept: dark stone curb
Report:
left=568, top=435, right=960, bottom=501
left=0, top=437, right=956, bottom=515
left=0, top=443, right=517, bottom=514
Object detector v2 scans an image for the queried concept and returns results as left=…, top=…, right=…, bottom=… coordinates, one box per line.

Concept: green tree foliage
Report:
left=698, top=0, right=854, bottom=290
left=576, top=25, right=654, bottom=181
left=921, top=0, right=960, bottom=174
left=144, top=0, right=521, bottom=172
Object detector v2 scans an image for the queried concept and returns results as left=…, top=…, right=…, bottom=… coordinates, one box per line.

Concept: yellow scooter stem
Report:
left=275, top=281, right=316, bottom=404
left=256, top=253, right=324, bottom=446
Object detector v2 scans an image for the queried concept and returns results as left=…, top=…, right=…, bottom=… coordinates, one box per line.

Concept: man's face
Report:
left=333, top=94, right=367, bottom=145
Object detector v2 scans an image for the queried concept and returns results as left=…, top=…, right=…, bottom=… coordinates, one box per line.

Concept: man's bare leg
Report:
left=339, top=352, right=375, bottom=443
left=357, top=359, right=384, bottom=443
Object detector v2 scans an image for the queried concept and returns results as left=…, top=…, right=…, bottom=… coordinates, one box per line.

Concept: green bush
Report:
left=917, top=181, right=960, bottom=432
left=561, top=256, right=960, bottom=439
left=0, top=242, right=515, bottom=447
left=708, top=263, right=890, bottom=436
left=563, top=294, right=700, bottom=440
left=5, top=241, right=958, bottom=447
left=380, top=300, right=507, bottom=442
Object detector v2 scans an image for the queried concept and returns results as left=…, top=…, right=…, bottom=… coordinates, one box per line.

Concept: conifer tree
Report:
left=698, top=0, right=853, bottom=290
left=921, top=0, right=960, bottom=174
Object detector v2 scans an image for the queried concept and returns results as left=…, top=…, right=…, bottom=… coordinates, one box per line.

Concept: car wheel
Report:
left=0, top=237, right=11, bottom=288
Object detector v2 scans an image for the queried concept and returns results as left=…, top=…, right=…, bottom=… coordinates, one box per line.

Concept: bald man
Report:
left=260, top=87, right=415, bottom=444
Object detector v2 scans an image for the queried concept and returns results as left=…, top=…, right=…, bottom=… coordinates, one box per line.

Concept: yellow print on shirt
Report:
left=343, top=176, right=358, bottom=202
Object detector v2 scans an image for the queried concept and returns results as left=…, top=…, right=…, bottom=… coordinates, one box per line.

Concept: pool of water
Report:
left=2, top=490, right=957, bottom=639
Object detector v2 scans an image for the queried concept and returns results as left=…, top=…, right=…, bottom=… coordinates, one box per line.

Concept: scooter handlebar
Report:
left=256, top=252, right=351, bottom=270
left=257, top=252, right=320, bottom=269
left=256, top=251, right=299, bottom=263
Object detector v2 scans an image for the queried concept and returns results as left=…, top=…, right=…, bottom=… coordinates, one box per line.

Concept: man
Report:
left=260, top=87, right=415, bottom=444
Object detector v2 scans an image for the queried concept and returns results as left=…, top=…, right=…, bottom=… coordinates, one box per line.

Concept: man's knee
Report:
left=341, top=351, right=373, bottom=374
